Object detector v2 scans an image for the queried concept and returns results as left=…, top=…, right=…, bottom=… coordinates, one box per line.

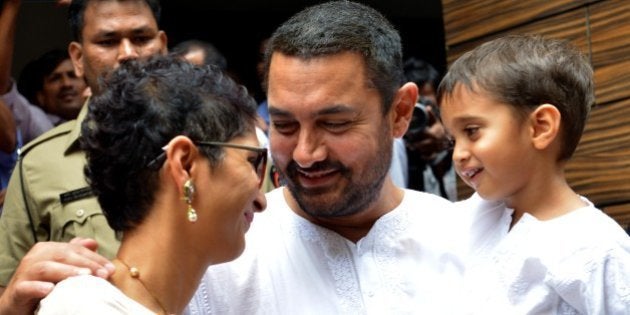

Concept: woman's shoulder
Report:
left=45, top=274, right=115, bottom=300
left=37, top=275, right=154, bottom=315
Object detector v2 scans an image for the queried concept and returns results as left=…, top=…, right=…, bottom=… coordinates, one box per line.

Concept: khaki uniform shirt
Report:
left=0, top=104, right=119, bottom=286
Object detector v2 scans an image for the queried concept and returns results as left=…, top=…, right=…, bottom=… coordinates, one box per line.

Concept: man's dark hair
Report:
left=17, top=49, right=69, bottom=106
left=403, top=57, right=440, bottom=91
left=81, top=55, right=257, bottom=231
left=68, top=0, right=161, bottom=41
left=262, top=1, right=403, bottom=115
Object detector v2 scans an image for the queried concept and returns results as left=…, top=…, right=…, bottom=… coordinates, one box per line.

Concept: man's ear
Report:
left=68, top=42, right=84, bottom=77
left=530, top=104, right=561, bottom=150
left=158, top=30, right=168, bottom=55
left=390, top=82, right=418, bottom=138
left=35, top=91, right=46, bottom=110
left=165, top=136, right=199, bottom=190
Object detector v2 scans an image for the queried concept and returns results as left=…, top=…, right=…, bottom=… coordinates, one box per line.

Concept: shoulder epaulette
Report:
left=19, top=120, right=75, bottom=158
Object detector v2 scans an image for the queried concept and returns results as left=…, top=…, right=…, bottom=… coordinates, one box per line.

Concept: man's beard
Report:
left=279, top=136, right=392, bottom=218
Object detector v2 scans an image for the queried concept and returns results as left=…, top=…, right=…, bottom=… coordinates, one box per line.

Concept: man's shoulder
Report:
left=400, top=189, right=464, bottom=230
left=19, top=119, right=77, bottom=158
left=402, top=189, right=454, bottom=207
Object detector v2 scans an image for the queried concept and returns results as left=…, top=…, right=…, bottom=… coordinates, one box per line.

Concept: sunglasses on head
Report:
left=147, top=141, right=268, bottom=187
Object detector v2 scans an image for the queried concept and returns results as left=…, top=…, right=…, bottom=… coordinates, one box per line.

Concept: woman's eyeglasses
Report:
left=147, top=141, right=268, bottom=187
left=196, top=141, right=268, bottom=188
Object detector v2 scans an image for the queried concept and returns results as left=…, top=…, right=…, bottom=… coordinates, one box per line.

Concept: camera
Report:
left=407, top=96, right=439, bottom=136
left=407, top=103, right=429, bottom=135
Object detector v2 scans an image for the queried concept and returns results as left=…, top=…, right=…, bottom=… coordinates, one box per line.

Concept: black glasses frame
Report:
left=196, top=141, right=268, bottom=187
left=147, top=141, right=268, bottom=187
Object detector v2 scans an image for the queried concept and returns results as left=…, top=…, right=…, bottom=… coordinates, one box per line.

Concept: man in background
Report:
left=0, top=0, right=53, bottom=145
left=0, top=98, right=17, bottom=210
left=0, top=1, right=167, bottom=313
left=17, top=49, right=88, bottom=125
left=171, top=39, right=228, bottom=70
left=403, top=57, right=457, bottom=200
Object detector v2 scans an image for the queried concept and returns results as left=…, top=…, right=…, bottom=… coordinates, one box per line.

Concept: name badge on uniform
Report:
left=59, top=187, right=93, bottom=204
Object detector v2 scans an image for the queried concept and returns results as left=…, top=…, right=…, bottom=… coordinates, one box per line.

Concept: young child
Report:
left=438, top=35, right=630, bottom=313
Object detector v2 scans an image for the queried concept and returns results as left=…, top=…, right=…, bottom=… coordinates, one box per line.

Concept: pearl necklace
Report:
left=114, top=258, right=172, bottom=315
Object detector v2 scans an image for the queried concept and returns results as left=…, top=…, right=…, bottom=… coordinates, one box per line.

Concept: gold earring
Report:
left=183, top=179, right=197, bottom=222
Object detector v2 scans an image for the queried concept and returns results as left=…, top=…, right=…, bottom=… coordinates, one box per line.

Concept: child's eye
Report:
left=464, top=126, right=479, bottom=137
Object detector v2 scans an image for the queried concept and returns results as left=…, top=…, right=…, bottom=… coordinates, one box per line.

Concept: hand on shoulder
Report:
left=0, top=238, right=114, bottom=314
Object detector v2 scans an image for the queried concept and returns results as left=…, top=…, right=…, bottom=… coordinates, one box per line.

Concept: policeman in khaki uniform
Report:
left=0, top=0, right=168, bottom=289
left=0, top=104, right=119, bottom=286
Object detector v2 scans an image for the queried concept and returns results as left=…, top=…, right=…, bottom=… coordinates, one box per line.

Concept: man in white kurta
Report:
left=186, top=188, right=464, bottom=315
left=0, top=2, right=468, bottom=314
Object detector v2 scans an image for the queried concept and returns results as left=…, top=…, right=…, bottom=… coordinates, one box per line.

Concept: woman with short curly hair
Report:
left=37, top=55, right=267, bottom=314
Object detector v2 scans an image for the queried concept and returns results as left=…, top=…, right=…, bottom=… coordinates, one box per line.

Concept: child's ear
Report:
left=530, top=104, right=561, bottom=150
left=391, top=82, right=418, bottom=138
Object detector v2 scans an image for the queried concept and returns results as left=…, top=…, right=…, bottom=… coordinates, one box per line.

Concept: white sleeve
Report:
left=36, top=275, right=155, bottom=315
left=1, top=81, right=53, bottom=144
left=550, top=231, right=630, bottom=314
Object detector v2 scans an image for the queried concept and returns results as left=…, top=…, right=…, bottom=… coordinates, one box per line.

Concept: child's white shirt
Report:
left=457, top=193, right=630, bottom=314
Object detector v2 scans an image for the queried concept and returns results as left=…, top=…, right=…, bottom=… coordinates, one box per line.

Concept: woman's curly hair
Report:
left=81, top=55, right=257, bottom=232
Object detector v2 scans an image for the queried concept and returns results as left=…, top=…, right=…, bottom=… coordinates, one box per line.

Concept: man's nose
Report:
left=292, top=130, right=327, bottom=168
left=60, top=75, right=72, bottom=87
left=118, top=39, right=140, bottom=61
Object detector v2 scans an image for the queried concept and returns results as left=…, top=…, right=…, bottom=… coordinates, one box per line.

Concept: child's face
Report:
left=440, top=84, right=536, bottom=202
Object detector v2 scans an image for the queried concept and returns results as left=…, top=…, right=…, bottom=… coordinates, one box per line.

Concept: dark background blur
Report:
left=14, top=0, right=445, bottom=102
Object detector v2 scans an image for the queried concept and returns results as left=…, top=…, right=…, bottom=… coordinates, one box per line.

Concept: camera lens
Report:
left=407, top=103, right=428, bottom=134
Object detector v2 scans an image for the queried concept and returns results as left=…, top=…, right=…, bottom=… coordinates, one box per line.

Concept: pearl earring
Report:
left=183, top=179, right=197, bottom=222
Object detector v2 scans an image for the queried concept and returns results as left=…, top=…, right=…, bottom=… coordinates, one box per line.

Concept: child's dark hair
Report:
left=438, top=35, right=594, bottom=161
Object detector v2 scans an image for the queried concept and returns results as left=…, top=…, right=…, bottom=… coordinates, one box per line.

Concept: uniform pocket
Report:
left=49, top=196, right=119, bottom=258
left=50, top=196, right=105, bottom=241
